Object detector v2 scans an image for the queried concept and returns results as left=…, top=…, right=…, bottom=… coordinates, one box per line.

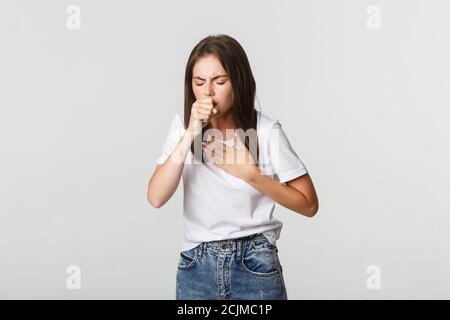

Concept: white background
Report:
left=0, top=0, right=449, bottom=299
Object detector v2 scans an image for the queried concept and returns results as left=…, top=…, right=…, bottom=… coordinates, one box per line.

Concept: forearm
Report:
left=147, top=132, right=194, bottom=208
left=244, top=169, right=315, bottom=217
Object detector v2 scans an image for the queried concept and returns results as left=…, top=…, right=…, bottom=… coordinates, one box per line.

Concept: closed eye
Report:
left=194, top=81, right=227, bottom=87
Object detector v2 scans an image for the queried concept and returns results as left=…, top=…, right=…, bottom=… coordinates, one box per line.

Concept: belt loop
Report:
left=198, top=242, right=204, bottom=260
left=240, top=238, right=246, bottom=261
left=236, top=240, right=241, bottom=261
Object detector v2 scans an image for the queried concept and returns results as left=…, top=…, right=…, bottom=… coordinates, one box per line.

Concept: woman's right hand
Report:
left=148, top=98, right=219, bottom=208
left=186, top=98, right=220, bottom=138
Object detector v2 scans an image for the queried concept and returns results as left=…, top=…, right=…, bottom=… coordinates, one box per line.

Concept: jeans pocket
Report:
left=177, top=246, right=198, bottom=271
left=251, top=233, right=278, bottom=251
left=241, top=245, right=280, bottom=278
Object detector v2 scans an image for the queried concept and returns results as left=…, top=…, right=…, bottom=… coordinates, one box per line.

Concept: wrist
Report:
left=183, top=130, right=195, bottom=144
left=185, top=125, right=204, bottom=141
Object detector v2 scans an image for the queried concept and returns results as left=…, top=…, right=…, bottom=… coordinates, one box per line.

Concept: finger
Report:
left=199, top=99, right=217, bottom=107
left=196, top=98, right=214, bottom=105
left=196, top=105, right=216, bottom=116
left=209, top=140, right=223, bottom=152
left=194, top=107, right=210, bottom=116
left=203, top=142, right=215, bottom=155
left=210, top=147, right=224, bottom=164
left=210, top=142, right=227, bottom=163
left=203, top=144, right=226, bottom=165
left=203, top=151, right=214, bottom=164
left=197, top=98, right=214, bottom=104
left=203, top=141, right=222, bottom=158
left=202, top=148, right=212, bottom=164
left=196, top=103, right=214, bottom=112
left=201, top=141, right=209, bottom=149
left=203, top=143, right=221, bottom=162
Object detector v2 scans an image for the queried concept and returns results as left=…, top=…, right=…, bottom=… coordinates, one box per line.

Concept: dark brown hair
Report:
left=184, top=34, right=260, bottom=164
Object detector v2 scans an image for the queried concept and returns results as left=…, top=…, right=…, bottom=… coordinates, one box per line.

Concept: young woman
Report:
left=147, top=34, right=319, bottom=300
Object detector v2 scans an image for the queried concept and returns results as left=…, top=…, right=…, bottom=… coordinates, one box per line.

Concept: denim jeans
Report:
left=176, top=233, right=288, bottom=300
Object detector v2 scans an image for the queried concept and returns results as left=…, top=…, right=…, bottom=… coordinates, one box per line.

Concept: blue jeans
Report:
left=176, top=233, right=288, bottom=300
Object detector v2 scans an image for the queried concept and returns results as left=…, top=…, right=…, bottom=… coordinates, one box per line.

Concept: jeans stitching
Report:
left=178, top=247, right=199, bottom=271
left=240, top=242, right=280, bottom=278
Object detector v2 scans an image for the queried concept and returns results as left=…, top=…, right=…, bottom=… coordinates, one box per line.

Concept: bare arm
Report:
left=245, top=171, right=319, bottom=217
left=147, top=132, right=193, bottom=208
left=147, top=97, right=219, bottom=208
left=202, top=133, right=319, bottom=217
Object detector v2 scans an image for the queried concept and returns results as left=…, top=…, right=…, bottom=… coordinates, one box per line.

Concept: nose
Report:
left=204, top=81, right=213, bottom=96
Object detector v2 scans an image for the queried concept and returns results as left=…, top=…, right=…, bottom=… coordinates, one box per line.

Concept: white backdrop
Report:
left=1, top=0, right=449, bottom=299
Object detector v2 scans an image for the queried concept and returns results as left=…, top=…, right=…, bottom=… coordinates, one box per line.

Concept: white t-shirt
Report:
left=155, top=110, right=308, bottom=252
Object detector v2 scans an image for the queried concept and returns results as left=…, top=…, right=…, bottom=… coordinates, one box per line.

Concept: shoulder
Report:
left=174, top=112, right=184, bottom=126
left=163, top=112, right=185, bottom=140
left=256, top=110, right=279, bottom=135
left=169, top=112, right=185, bottom=131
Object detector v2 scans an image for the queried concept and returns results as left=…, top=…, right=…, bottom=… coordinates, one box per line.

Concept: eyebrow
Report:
left=193, top=75, right=228, bottom=81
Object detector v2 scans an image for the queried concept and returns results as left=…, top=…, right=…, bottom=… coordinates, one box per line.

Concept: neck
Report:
left=208, top=109, right=236, bottom=141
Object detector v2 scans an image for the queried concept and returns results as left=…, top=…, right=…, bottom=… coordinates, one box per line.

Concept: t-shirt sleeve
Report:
left=155, top=113, right=185, bottom=165
left=268, top=120, right=308, bottom=183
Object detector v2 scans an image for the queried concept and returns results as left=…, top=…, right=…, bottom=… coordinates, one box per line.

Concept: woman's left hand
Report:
left=202, top=133, right=260, bottom=182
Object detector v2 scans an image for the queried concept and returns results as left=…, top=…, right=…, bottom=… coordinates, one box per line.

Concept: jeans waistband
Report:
left=199, top=233, right=267, bottom=261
